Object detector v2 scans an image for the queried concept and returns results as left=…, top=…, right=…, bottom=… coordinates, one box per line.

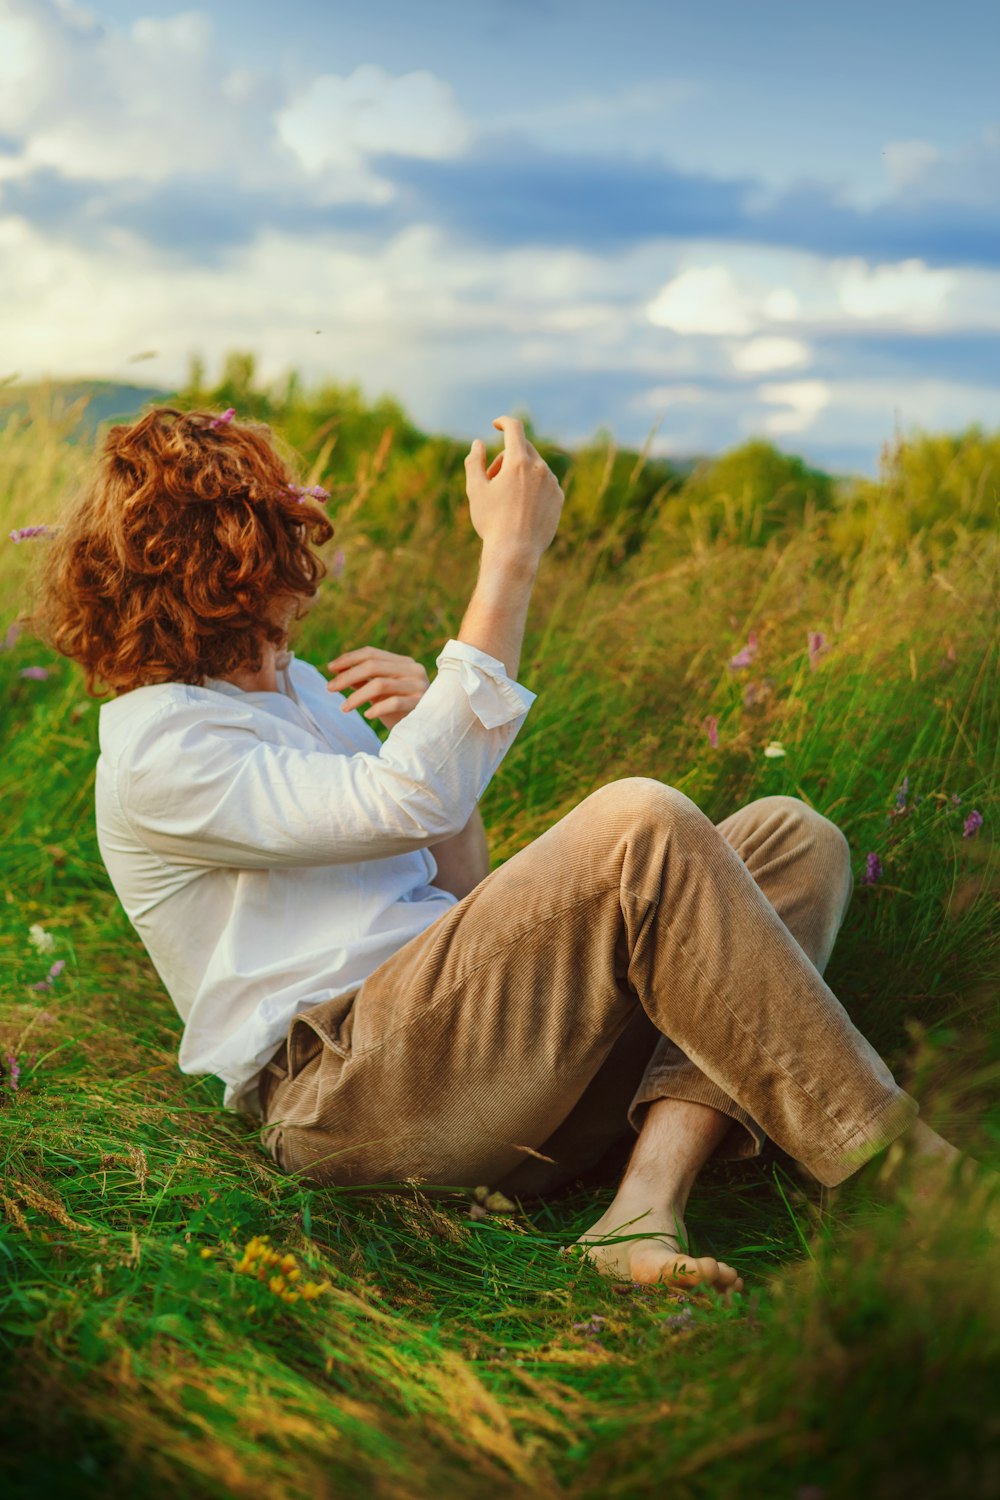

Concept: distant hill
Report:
left=0, top=379, right=174, bottom=441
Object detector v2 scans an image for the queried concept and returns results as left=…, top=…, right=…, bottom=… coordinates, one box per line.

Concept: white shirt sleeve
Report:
left=118, top=639, right=535, bottom=869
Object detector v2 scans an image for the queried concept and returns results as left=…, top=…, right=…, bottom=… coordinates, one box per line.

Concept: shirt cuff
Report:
left=436, top=638, right=537, bottom=729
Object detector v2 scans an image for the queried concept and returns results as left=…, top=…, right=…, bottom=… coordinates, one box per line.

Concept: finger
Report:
left=343, top=681, right=423, bottom=714
left=344, top=671, right=427, bottom=703
left=365, top=695, right=413, bottom=720
left=329, top=665, right=427, bottom=698
left=464, top=438, right=487, bottom=482
left=486, top=452, right=504, bottom=480
left=492, top=415, right=528, bottom=457
left=327, top=649, right=414, bottom=682
left=338, top=676, right=398, bottom=711
left=328, top=662, right=383, bottom=691
left=326, top=646, right=378, bottom=671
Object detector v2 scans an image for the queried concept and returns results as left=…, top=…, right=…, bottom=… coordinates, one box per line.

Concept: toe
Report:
left=664, top=1255, right=719, bottom=1289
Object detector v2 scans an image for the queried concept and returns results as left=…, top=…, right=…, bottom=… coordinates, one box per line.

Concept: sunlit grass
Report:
left=1, top=382, right=997, bottom=1498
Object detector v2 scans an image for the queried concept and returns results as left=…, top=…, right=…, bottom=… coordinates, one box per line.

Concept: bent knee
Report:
left=754, top=794, right=851, bottom=867
left=584, top=776, right=703, bottom=831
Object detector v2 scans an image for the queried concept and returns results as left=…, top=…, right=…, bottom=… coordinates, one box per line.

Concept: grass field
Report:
left=1, top=379, right=998, bottom=1498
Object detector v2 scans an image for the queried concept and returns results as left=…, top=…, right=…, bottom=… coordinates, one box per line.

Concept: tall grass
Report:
left=1, top=378, right=998, bottom=1498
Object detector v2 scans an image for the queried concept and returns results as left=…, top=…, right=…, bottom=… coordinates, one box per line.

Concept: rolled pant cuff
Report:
left=628, top=1071, right=766, bottom=1165
left=801, top=1088, right=920, bottom=1188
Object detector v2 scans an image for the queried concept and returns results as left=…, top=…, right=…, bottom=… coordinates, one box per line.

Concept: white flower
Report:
left=28, top=923, right=56, bottom=954
left=763, top=742, right=787, bottom=759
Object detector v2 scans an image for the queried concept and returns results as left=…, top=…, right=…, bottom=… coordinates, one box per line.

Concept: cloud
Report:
left=277, top=66, right=472, bottom=179
left=0, top=0, right=471, bottom=219
left=833, top=256, right=956, bottom=323
left=0, top=0, right=478, bottom=256
left=755, top=378, right=831, bottom=435
left=730, top=337, right=812, bottom=373
left=0, top=1, right=282, bottom=184
left=638, top=383, right=710, bottom=408
left=1, top=1, right=998, bottom=481
left=880, top=125, right=1000, bottom=207
left=647, top=266, right=757, bottom=336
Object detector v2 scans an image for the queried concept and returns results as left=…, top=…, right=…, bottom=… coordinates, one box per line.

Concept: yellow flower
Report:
left=300, top=1279, right=332, bottom=1300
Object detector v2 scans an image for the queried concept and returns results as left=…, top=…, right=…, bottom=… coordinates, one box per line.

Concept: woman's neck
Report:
left=223, top=640, right=283, bottom=693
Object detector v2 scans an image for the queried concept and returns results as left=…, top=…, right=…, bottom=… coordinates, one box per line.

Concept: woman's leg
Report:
left=527, top=791, right=855, bottom=1291
left=626, top=791, right=858, bottom=1156
left=496, top=792, right=857, bottom=1201
left=260, top=778, right=917, bottom=1202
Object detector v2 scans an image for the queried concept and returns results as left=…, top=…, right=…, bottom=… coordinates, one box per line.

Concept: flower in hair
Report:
left=208, top=408, right=236, bottom=429
left=287, top=483, right=330, bottom=503
left=9, top=525, right=53, bottom=543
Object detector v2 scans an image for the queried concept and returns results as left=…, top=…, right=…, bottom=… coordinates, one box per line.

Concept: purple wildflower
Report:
left=861, top=852, right=883, bottom=886
left=808, top=631, right=828, bottom=671
left=962, top=810, right=983, bottom=839
left=5, top=1054, right=20, bottom=1092
left=2, top=621, right=22, bottom=650
left=950, top=793, right=962, bottom=806
left=728, top=631, right=758, bottom=670
left=287, top=483, right=331, bottom=503
left=30, top=959, right=66, bottom=993
left=208, top=407, right=236, bottom=429
left=19, top=666, right=50, bottom=681
left=9, top=525, right=53, bottom=543
left=703, top=715, right=719, bottom=749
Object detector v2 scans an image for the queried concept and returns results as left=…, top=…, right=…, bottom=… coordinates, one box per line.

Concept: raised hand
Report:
left=464, top=415, right=564, bottom=565
left=326, top=645, right=430, bottom=730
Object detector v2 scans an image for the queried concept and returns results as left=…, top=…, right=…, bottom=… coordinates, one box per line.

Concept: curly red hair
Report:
left=28, top=405, right=334, bottom=696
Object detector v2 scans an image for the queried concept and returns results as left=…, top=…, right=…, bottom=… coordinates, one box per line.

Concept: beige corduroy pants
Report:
left=257, top=779, right=918, bottom=1194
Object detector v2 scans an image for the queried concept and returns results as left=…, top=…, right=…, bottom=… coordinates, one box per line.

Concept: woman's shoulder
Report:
left=97, top=680, right=264, bottom=761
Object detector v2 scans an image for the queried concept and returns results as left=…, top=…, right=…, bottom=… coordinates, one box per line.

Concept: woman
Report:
left=29, top=404, right=965, bottom=1294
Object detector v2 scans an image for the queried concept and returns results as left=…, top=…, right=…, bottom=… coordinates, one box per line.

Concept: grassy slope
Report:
left=1, top=396, right=998, bottom=1499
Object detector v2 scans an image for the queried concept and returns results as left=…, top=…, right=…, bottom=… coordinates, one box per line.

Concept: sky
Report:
left=2, top=0, right=1000, bottom=474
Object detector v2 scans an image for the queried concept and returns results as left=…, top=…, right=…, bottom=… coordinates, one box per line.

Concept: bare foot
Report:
left=575, top=1200, right=744, bottom=1294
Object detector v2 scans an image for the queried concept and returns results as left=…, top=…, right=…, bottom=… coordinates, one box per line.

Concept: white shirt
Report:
left=94, top=639, right=536, bottom=1118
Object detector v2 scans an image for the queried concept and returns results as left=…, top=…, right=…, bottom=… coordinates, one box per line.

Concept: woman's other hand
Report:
left=327, top=646, right=430, bottom=729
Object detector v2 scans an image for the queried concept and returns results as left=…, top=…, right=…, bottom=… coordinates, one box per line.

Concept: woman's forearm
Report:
left=427, top=805, right=490, bottom=901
